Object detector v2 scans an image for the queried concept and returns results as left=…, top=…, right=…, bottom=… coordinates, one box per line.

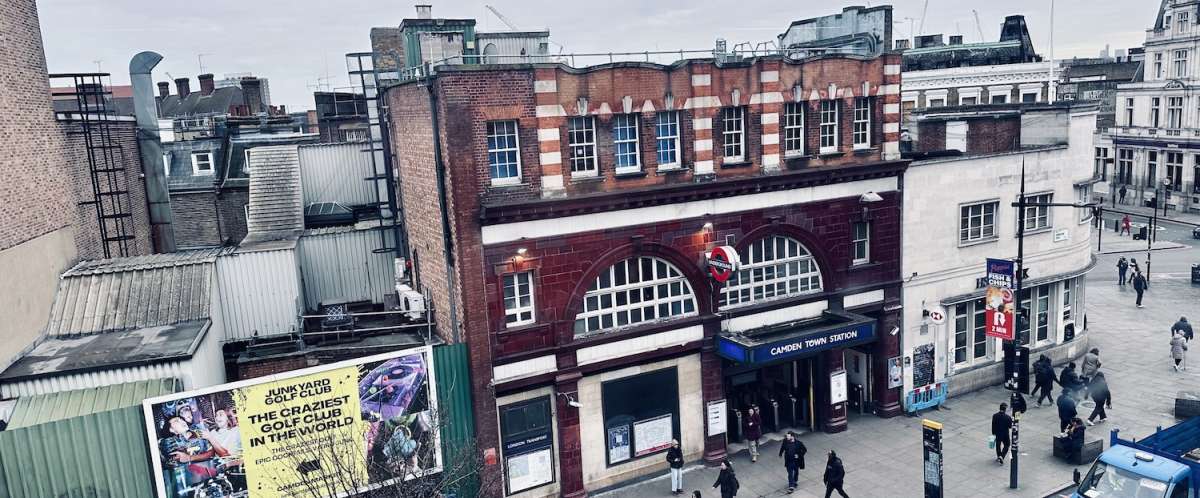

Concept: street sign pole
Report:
left=1010, top=393, right=1021, bottom=489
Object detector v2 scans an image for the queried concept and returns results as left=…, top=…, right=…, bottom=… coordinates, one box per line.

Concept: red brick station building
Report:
left=388, top=50, right=906, bottom=497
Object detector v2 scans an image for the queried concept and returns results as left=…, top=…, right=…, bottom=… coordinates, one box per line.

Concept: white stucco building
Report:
left=1105, top=0, right=1200, bottom=212
left=900, top=103, right=1098, bottom=409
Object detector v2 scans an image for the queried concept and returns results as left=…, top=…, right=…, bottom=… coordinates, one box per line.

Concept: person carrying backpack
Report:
left=713, top=459, right=739, bottom=498
left=823, top=451, right=849, bottom=498
left=1117, top=257, right=1128, bottom=286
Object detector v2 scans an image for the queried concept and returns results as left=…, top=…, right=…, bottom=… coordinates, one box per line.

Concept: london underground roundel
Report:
left=707, top=245, right=741, bottom=283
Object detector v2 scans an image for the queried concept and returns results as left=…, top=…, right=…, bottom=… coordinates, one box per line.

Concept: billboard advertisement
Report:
left=984, top=258, right=1016, bottom=341
left=142, top=346, right=441, bottom=498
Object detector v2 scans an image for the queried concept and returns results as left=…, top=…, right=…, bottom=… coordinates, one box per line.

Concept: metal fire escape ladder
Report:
left=346, top=52, right=407, bottom=257
left=51, top=73, right=134, bottom=258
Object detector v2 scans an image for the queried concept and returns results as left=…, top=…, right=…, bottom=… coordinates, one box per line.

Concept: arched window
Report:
left=573, top=256, right=697, bottom=335
left=720, top=235, right=822, bottom=308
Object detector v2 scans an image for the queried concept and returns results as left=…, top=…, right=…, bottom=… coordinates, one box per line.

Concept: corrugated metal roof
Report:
left=298, top=141, right=377, bottom=208
left=6, top=378, right=181, bottom=429
left=46, top=251, right=219, bottom=336
left=246, top=145, right=305, bottom=234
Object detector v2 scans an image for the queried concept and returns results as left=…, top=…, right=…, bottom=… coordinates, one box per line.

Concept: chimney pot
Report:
left=415, top=4, right=432, bottom=19
left=198, top=73, right=215, bottom=96
left=157, top=81, right=170, bottom=98
left=949, top=35, right=963, bottom=45
left=174, top=77, right=191, bottom=98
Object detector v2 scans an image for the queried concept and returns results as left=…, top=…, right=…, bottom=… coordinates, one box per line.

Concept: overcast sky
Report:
left=37, top=0, right=1159, bottom=111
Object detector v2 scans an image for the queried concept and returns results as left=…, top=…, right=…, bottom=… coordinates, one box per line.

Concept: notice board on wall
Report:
left=912, top=343, right=936, bottom=388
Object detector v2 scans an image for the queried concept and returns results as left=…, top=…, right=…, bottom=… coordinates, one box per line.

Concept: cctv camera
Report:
left=889, top=326, right=900, bottom=336
left=568, top=400, right=583, bottom=409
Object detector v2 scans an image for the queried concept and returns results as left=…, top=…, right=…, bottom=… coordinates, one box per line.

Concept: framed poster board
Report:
left=633, top=414, right=674, bottom=457
left=830, top=370, right=848, bottom=405
left=706, top=400, right=727, bottom=437
left=912, top=343, right=936, bottom=388
left=607, top=425, right=631, bottom=464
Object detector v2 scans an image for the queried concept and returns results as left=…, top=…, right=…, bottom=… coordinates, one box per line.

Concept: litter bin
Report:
left=1192, top=264, right=1200, bottom=284
left=1135, top=226, right=1148, bottom=240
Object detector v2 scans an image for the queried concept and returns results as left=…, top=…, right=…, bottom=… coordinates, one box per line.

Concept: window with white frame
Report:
left=928, top=98, right=946, bottom=107
left=959, top=201, right=998, bottom=243
left=721, top=107, right=745, bottom=161
left=162, top=153, right=171, bottom=177
left=655, top=111, right=681, bottom=169
left=567, top=116, right=597, bottom=176
left=819, top=100, right=839, bottom=152
left=1019, top=193, right=1052, bottom=231
left=1169, top=97, right=1185, bottom=128
left=1062, top=278, right=1074, bottom=322
left=191, top=152, right=214, bottom=175
left=613, top=114, right=641, bottom=173
left=720, top=235, right=822, bottom=308
left=1151, top=97, right=1162, bottom=127
left=1095, top=147, right=1110, bottom=180
left=1176, top=50, right=1190, bottom=78
left=573, top=257, right=696, bottom=335
left=1180, top=11, right=1190, bottom=33
left=340, top=128, right=369, bottom=142
left=1155, top=53, right=1164, bottom=79
left=852, top=97, right=871, bottom=148
left=487, top=121, right=522, bottom=184
left=851, top=222, right=870, bottom=264
left=1117, top=148, right=1134, bottom=184
left=503, top=272, right=535, bottom=327
left=1017, top=284, right=1052, bottom=345
left=783, top=102, right=805, bottom=155
left=952, top=299, right=989, bottom=365
left=1076, top=185, right=1093, bottom=222
left=1124, top=98, right=1134, bottom=126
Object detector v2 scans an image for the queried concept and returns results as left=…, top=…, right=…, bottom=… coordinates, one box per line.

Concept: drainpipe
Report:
left=130, top=51, right=177, bottom=252
left=426, top=80, right=460, bottom=343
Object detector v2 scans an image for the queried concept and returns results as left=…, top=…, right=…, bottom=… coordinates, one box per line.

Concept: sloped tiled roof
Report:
left=45, top=249, right=226, bottom=336
left=6, top=378, right=181, bottom=429
left=246, top=145, right=305, bottom=235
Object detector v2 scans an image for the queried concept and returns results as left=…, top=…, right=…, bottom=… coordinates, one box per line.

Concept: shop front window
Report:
left=574, top=257, right=697, bottom=336
left=953, top=299, right=990, bottom=367
left=602, top=367, right=680, bottom=467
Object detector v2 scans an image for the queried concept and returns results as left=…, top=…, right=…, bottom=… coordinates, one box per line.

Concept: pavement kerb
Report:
left=1103, top=207, right=1200, bottom=228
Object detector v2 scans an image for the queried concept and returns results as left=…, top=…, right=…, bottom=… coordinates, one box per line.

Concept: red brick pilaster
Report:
left=701, top=317, right=727, bottom=465
left=871, top=303, right=904, bottom=418
left=556, top=372, right=587, bottom=498
left=821, top=348, right=848, bottom=433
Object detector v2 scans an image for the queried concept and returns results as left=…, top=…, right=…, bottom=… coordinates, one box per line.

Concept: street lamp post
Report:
left=1008, top=162, right=1095, bottom=490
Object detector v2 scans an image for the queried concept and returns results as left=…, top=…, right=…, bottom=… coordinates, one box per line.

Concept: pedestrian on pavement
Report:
left=1033, top=354, right=1057, bottom=406
left=1121, top=214, right=1132, bottom=235
left=712, top=459, right=739, bottom=498
left=1119, top=186, right=1128, bottom=205
left=1057, top=391, right=1078, bottom=432
left=1117, top=257, right=1129, bottom=286
left=743, top=405, right=762, bottom=463
left=823, top=451, right=849, bottom=498
left=1086, top=372, right=1112, bottom=425
left=1172, top=331, right=1189, bottom=372
left=1059, top=362, right=1082, bottom=399
left=666, top=440, right=684, bottom=494
left=1173, top=316, right=1194, bottom=342
left=1081, top=348, right=1102, bottom=399
left=991, top=403, right=1013, bottom=464
left=1132, top=271, right=1148, bottom=308
left=1128, top=258, right=1141, bottom=282
left=779, top=431, right=807, bottom=493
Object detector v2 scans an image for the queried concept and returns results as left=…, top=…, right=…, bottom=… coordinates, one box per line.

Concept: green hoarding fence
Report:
left=433, top=343, right=479, bottom=498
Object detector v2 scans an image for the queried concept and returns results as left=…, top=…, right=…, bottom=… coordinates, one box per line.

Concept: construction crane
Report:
left=972, top=10, right=986, bottom=42
left=486, top=5, right=520, bottom=31
left=917, top=0, right=930, bottom=36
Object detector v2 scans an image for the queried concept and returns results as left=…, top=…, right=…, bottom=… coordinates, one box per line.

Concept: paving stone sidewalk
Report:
left=596, top=251, right=1200, bottom=498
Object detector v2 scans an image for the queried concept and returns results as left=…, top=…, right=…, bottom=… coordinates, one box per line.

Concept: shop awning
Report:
left=715, top=310, right=876, bottom=365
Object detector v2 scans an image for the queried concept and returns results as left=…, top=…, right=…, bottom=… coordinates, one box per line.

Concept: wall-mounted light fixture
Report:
left=702, top=221, right=714, bottom=231
left=516, top=247, right=528, bottom=257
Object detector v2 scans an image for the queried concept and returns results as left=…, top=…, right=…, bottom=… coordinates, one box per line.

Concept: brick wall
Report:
left=60, top=120, right=154, bottom=260
left=917, top=121, right=947, bottom=152
left=0, top=0, right=75, bottom=251
left=236, top=354, right=313, bottom=380
left=216, top=188, right=249, bottom=245
left=965, top=116, right=1022, bottom=154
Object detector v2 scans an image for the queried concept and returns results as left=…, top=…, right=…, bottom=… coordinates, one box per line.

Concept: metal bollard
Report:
left=771, top=400, right=780, bottom=432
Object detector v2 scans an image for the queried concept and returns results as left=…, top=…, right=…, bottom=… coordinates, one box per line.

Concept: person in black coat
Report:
left=778, top=431, right=807, bottom=493
left=991, top=403, right=1013, bottom=464
left=1059, top=362, right=1082, bottom=399
left=1132, top=271, right=1148, bottom=307
left=1033, top=355, right=1057, bottom=406
left=1066, top=417, right=1087, bottom=462
left=666, top=439, right=684, bottom=494
left=1057, top=392, right=1078, bottom=432
left=712, top=459, right=739, bottom=498
left=823, top=451, right=849, bottom=498
left=1086, top=372, right=1113, bottom=425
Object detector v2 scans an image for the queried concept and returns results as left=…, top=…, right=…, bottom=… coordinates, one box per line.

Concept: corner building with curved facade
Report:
left=385, top=50, right=906, bottom=497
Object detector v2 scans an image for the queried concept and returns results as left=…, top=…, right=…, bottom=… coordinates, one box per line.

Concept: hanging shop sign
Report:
left=984, top=258, right=1016, bottom=341
left=143, top=346, right=442, bottom=498
left=706, top=246, right=741, bottom=283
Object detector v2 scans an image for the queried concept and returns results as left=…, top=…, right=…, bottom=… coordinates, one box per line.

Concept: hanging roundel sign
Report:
left=707, top=245, right=741, bottom=283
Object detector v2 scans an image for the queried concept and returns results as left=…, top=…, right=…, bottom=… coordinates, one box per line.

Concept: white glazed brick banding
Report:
left=691, top=74, right=711, bottom=86
left=534, top=80, right=558, bottom=93
left=537, top=128, right=560, bottom=142
left=535, top=104, right=566, bottom=117
left=694, top=139, right=713, bottom=152
left=884, top=103, right=901, bottom=115
left=693, top=118, right=713, bottom=130
left=761, top=113, right=779, bottom=125
left=539, top=151, right=562, bottom=165
left=761, top=134, right=779, bottom=146
left=695, top=160, right=715, bottom=174
left=761, top=70, right=780, bottom=83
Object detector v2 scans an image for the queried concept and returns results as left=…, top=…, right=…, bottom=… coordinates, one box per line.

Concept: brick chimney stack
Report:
left=157, top=81, right=170, bottom=98
left=198, top=73, right=215, bottom=96
left=416, top=4, right=432, bottom=19
left=174, top=77, right=191, bottom=98
left=241, top=77, right=263, bottom=114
